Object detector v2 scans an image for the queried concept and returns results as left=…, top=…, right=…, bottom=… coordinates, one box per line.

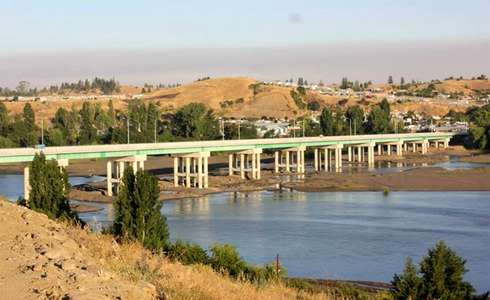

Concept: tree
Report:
left=366, top=106, right=391, bottom=133
left=112, top=167, right=169, bottom=251
left=419, top=241, right=474, bottom=300
left=307, top=101, right=320, bottom=111
left=391, top=241, right=476, bottom=300
left=345, top=105, right=365, bottom=135
left=23, top=103, right=36, bottom=132
left=22, top=153, right=76, bottom=221
left=388, top=75, right=394, bottom=85
left=0, top=102, right=9, bottom=136
left=333, top=106, right=346, bottom=135
left=319, top=107, right=334, bottom=136
left=79, top=102, right=97, bottom=144
left=172, top=103, right=219, bottom=140
left=392, top=258, right=422, bottom=300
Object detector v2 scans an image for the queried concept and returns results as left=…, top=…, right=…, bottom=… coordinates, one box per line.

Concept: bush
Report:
left=209, top=244, right=248, bottom=277
left=168, top=240, right=209, bottom=265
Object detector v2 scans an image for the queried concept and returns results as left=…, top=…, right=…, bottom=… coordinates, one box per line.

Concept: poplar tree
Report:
left=22, top=153, right=76, bottom=221
left=112, top=167, right=169, bottom=251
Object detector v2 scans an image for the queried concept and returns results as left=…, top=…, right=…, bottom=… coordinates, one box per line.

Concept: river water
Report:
left=0, top=160, right=489, bottom=292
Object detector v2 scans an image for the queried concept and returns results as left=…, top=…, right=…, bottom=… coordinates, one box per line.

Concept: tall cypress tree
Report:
left=112, top=167, right=169, bottom=251
left=23, top=153, right=76, bottom=220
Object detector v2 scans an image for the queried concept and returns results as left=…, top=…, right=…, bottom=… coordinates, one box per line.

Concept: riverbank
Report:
left=284, top=167, right=490, bottom=192
left=0, top=198, right=387, bottom=300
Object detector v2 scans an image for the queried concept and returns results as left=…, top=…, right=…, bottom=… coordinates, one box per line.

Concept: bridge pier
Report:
left=107, top=155, right=147, bottom=196
left=173, top=152, right=209, bottom=189
left=229, top=149, right=262, bottom=180
left=275, top=146, right=305, bottom=174
left=23, top=166, right=30, bottom=201
left=313, top=145, right=343, bottom=172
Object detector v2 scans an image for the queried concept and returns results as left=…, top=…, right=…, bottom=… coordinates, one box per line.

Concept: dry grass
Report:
left=65, top=224, right=381, bottom=300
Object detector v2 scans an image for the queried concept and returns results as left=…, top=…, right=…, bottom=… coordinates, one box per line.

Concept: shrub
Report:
left=168, top=240, right=209, bottom=265
left=209, top=244, right=248, bottom=277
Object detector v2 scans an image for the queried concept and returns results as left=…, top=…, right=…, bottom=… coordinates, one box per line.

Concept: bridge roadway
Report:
left=0, top=132, right=453, bottom=198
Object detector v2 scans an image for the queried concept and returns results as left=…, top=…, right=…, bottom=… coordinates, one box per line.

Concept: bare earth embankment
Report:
left=0, top=199, right=369, bottom=300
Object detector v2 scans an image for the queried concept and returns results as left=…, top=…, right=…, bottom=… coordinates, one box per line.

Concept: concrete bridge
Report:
left=0, top=132, right=453, bottom=199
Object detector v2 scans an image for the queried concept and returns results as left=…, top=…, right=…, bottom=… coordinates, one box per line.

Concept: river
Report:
left=0, top=160, right=489, bottom=292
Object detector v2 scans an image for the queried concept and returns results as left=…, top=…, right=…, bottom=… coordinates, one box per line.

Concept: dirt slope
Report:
left=0, top=199, right=340, bottom=300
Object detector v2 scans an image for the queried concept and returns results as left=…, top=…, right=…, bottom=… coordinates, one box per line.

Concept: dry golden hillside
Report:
left=148, top=77, right=305, bottom=118
left=0, top=198, right=371, bottom=300
left=435, top=79, right=490, bottom=94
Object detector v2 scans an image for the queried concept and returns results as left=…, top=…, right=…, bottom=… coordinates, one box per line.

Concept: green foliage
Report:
left=307, top=100, right=320, bottom=111
left=391, top=241, right=475, bottom=300
left=224, top=123, right=258, bottom=139
left=290, top=89, right=306, bottom=110
left=79, top=102, right=98, bottom=144
left=209, top=244, right=248, bottom=277
left=345, top=105, right=365, bottom=134
left=320, top=107, right=334, bottom=136
left=168, top=240, right=209, bottom=265
left=391, top=258, right=422, bottom=300
left=366, top=102, right=391, bottom=134
left=112, top=168, right=169, bottom=251
left=22, top=153, right=77, bottom=221
left=172, top=103, right=220, bottom=140
left=465, top=104, right=490, bottom=150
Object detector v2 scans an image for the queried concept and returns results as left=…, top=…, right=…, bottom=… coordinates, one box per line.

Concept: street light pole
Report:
left=238, top=119, right=241, bottom=140
left=349, top=118, right=352, bottom=136
left=127, top=117, right=130, bottom=144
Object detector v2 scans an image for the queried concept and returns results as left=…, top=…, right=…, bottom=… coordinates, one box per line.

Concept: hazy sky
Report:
left=1, top=0, right=489, bottom=87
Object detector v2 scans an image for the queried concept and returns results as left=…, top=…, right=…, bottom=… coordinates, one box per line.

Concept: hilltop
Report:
left=1, top=76, right=489, bottom=121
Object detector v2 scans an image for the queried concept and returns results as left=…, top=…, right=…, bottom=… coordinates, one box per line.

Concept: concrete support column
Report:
left=348, top=147, right=352, bottom=162
left=274, top=151, right=279, bottom=173
left=185, top=157, right=191, bottom=187
left=107, top=160, right=113, bottom=196
left=368, top=145, right=374, bottom=167
left=23, top=166, right=30, bottom=202
left=228, top=154, right=233, bottom=176
left=377, top=144, right=382, bottom=156
left=314, top=148, right=319, bottom=171
left=444, top=139, right=449, bottom=148
left=285, top=151, right=290, bottom=172
left=203, top=156, right=209, bottom=188
left=197, top=156, right=203, bottom=188
left=323, top=148, right=329, bottom=172
left=357, top=146, right=362, bottom=162
left=173, top=157, right=179, bottom=187
left=396, top=142, right=403, bottom=156
left=387, top=144, right=391, bottom=156
left=256, top=153, right=261, bottom=179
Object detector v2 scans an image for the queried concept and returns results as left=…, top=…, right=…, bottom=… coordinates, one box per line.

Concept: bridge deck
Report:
left=0, top=132, right=453, bottom=163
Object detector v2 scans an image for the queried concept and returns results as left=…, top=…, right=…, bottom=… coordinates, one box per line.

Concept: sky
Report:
left=1, top=0, right=489, bottom=87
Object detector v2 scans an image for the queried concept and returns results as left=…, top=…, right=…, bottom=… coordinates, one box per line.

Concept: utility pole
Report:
left=354, top=119, right=357, bottom=135
left=127, top=117, right=130, bottom=144
left=293, top=119, right=296, bottom=138
left=41, top=119, right=44, bottom=145
left=349, top=118, right=352, bottom=136
left=238, top=119, right=241, bottom=140
left=302, top=119, right=305, bottom=137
